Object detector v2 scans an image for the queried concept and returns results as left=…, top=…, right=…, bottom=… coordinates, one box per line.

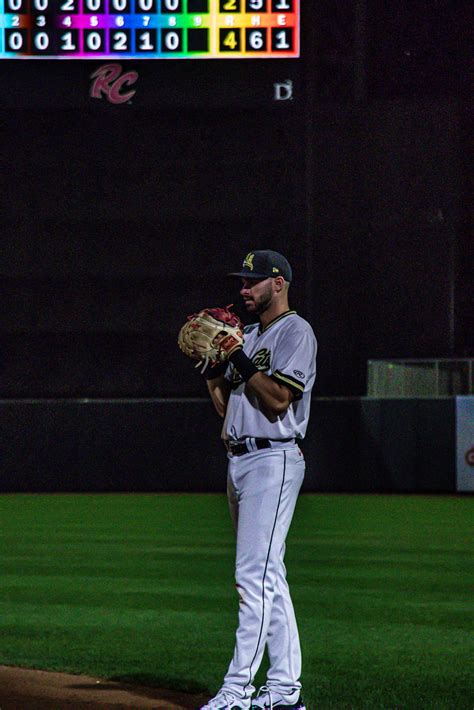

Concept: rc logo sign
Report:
left=89, top=63, right=138, bottom=104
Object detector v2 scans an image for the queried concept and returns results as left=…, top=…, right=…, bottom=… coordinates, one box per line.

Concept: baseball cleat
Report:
left=199, top=689, right=251, bottom=710
left=251, top=685, right=306, bottom=709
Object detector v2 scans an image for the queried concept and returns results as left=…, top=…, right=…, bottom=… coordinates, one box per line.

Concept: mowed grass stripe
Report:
left=0, top=493, right=472, bottom=709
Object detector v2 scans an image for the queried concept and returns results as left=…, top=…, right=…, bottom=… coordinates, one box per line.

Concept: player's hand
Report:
left=178, top=306, right=244, bottom=372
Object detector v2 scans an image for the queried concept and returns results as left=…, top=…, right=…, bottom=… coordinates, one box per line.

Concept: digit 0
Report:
left=85, top=0, right=101, bottom=11
left=86, top=30, right=102, bottom=49
left=8, top=30, right=24, bottom=49
left=161, top=0, right=181, bottom=11
left=34, top=31, right=49, bottom=49
left=137, top=0, right=155, bottom=10
left=162, top=29, right=181, bottom=50
left=7, top=0, right=24, bottom=12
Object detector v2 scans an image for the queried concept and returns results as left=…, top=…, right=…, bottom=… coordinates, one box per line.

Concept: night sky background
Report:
left=0, top=0, right=471, bottom=400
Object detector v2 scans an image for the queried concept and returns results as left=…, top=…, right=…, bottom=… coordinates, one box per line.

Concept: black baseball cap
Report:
left=228, top=250, right=293, bottom=282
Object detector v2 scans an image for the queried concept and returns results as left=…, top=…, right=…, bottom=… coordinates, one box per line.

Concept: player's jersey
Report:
left=223, top=310, right=317, bottom=441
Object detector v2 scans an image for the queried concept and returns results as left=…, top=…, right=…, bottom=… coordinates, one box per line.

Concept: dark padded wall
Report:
left=0, top=399, right=456, bottom=493
left=0, top=2, right=467, bottom=400
left=0, top=59, right=309, bottom=397
left=0, top=97, right=461, bottom=398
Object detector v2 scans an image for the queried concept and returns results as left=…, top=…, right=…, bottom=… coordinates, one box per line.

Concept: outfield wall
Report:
left=0, top=398, right=455, bottom=493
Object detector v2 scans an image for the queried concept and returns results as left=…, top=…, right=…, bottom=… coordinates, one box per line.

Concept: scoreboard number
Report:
left=271, top=0, right=292, bottom=9
left=6, top=29, right=27, bottom=50
left=6, top=0, right=27, bottom=12
left=161, top=0, right=182, bottom=12
left=219, top=0, right=239, bottom=11
left=246, top=0, right=265, bottom=10
left=61, top=30, right=78, bottom=50
left=136, top=28, right=157, bottom=51
left=60, top=0, right=78, bottom=12
left=271, top=27, right=292, bottom=50
left=110, top=0, right=130, bottom=11
left=245, top=28, right=266, bottom=51
left=33, top=30, right=49, bottom=49
left=136, top=0, right=156, bottom=12
left=84, top=29, right=105, bottom=51
left=220, top=27, right=240, bottom=51
left=161, top=27, right=182, bottom=51
left=136, top=28, right=156, bottom=50
left=84, top=0, right=105, bottom=13
left=111, top=29, right=130, bottom=50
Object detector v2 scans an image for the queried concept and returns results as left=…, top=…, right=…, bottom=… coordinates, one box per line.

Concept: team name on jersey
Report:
left=231, top=348, right=270, bottom=388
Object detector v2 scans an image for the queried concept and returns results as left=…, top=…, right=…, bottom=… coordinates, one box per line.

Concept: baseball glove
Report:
left=178, top=306, right=244, bottom=372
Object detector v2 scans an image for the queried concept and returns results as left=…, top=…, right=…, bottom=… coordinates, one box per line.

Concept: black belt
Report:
left=228, top=438, right=294, bottom=457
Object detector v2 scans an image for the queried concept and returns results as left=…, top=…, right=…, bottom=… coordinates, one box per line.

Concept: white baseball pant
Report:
left=222, top=442, right=305, bottom=701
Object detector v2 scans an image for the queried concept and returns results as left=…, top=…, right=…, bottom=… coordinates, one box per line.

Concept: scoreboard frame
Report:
left=0, top=0, right=300, bottom=59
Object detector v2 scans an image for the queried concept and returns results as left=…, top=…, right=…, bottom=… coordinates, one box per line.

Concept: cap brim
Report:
left=227, top=272, right=271, bottom=279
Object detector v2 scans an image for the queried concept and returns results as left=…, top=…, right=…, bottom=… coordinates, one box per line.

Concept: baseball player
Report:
left=199, top=250, right=317, bottom=710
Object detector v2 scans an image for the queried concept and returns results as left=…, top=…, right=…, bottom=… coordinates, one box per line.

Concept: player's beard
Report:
left=244, top=281, right=273, bottom=315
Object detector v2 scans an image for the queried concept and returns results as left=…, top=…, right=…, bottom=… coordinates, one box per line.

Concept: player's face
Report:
left=240, top=277, right=275, bottom=315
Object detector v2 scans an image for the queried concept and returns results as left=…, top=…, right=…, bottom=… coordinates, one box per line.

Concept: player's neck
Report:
left=259, top=300, right=290, bottom=329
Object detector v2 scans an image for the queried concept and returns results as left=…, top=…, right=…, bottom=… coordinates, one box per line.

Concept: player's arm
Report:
left=245, top=372, right=293, bottom=419
left=206, top=373, right=232, bottom=418
left=227, top=350, right=295, bottom=420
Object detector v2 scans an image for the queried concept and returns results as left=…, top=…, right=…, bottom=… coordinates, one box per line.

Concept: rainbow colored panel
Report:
left=0, top=0, right=299, bottom=58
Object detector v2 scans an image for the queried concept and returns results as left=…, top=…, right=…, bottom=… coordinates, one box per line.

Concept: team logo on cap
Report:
left=272, top=267, right=280, bottom=273
left=243, top=253, right=255, bottom=271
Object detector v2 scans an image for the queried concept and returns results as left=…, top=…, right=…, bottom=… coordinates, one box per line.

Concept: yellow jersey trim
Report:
left=273, top=370, right=305, bottom=393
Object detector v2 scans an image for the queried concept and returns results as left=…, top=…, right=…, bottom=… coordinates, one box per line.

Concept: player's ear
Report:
left=274, top=276, right=285, bottom=292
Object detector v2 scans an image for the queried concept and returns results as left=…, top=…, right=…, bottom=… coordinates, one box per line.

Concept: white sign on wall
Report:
left=456, top=397, right=474, bottom=492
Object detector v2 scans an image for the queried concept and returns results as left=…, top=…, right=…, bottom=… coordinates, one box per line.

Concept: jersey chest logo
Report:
left=253, top=348, right=271, bottom=370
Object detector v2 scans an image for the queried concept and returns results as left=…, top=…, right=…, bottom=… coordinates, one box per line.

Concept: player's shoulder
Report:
left=278, top=313, right=317, bottom=353
left=243, top=322, right=260, bottom=336
left=281, top=312, right=316, bottom=338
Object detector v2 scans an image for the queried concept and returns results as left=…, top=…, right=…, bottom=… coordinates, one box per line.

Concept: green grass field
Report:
left=0, top=493, right=472, bottom=709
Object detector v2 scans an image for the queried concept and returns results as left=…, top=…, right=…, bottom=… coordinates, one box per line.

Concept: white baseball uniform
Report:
left=220, top=310, right=317, bottom=702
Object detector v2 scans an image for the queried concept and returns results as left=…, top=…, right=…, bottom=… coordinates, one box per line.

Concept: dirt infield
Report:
left=0, top=666, right=207, bottom=709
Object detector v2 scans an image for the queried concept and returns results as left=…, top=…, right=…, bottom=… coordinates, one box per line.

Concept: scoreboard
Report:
left=0, top=0, right=299, bottom=58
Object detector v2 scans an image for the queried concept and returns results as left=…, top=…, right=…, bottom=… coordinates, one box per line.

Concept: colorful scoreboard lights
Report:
left=0, top=0, right=299, bottom=58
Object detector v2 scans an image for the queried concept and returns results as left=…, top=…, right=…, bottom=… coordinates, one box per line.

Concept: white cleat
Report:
left=251, top=685, right=306, bottom=709
left=199, top=689, right=251, bottom=710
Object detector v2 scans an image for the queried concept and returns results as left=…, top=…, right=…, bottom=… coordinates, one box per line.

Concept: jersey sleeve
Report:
left=270, top=325, right=317, bottom=400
